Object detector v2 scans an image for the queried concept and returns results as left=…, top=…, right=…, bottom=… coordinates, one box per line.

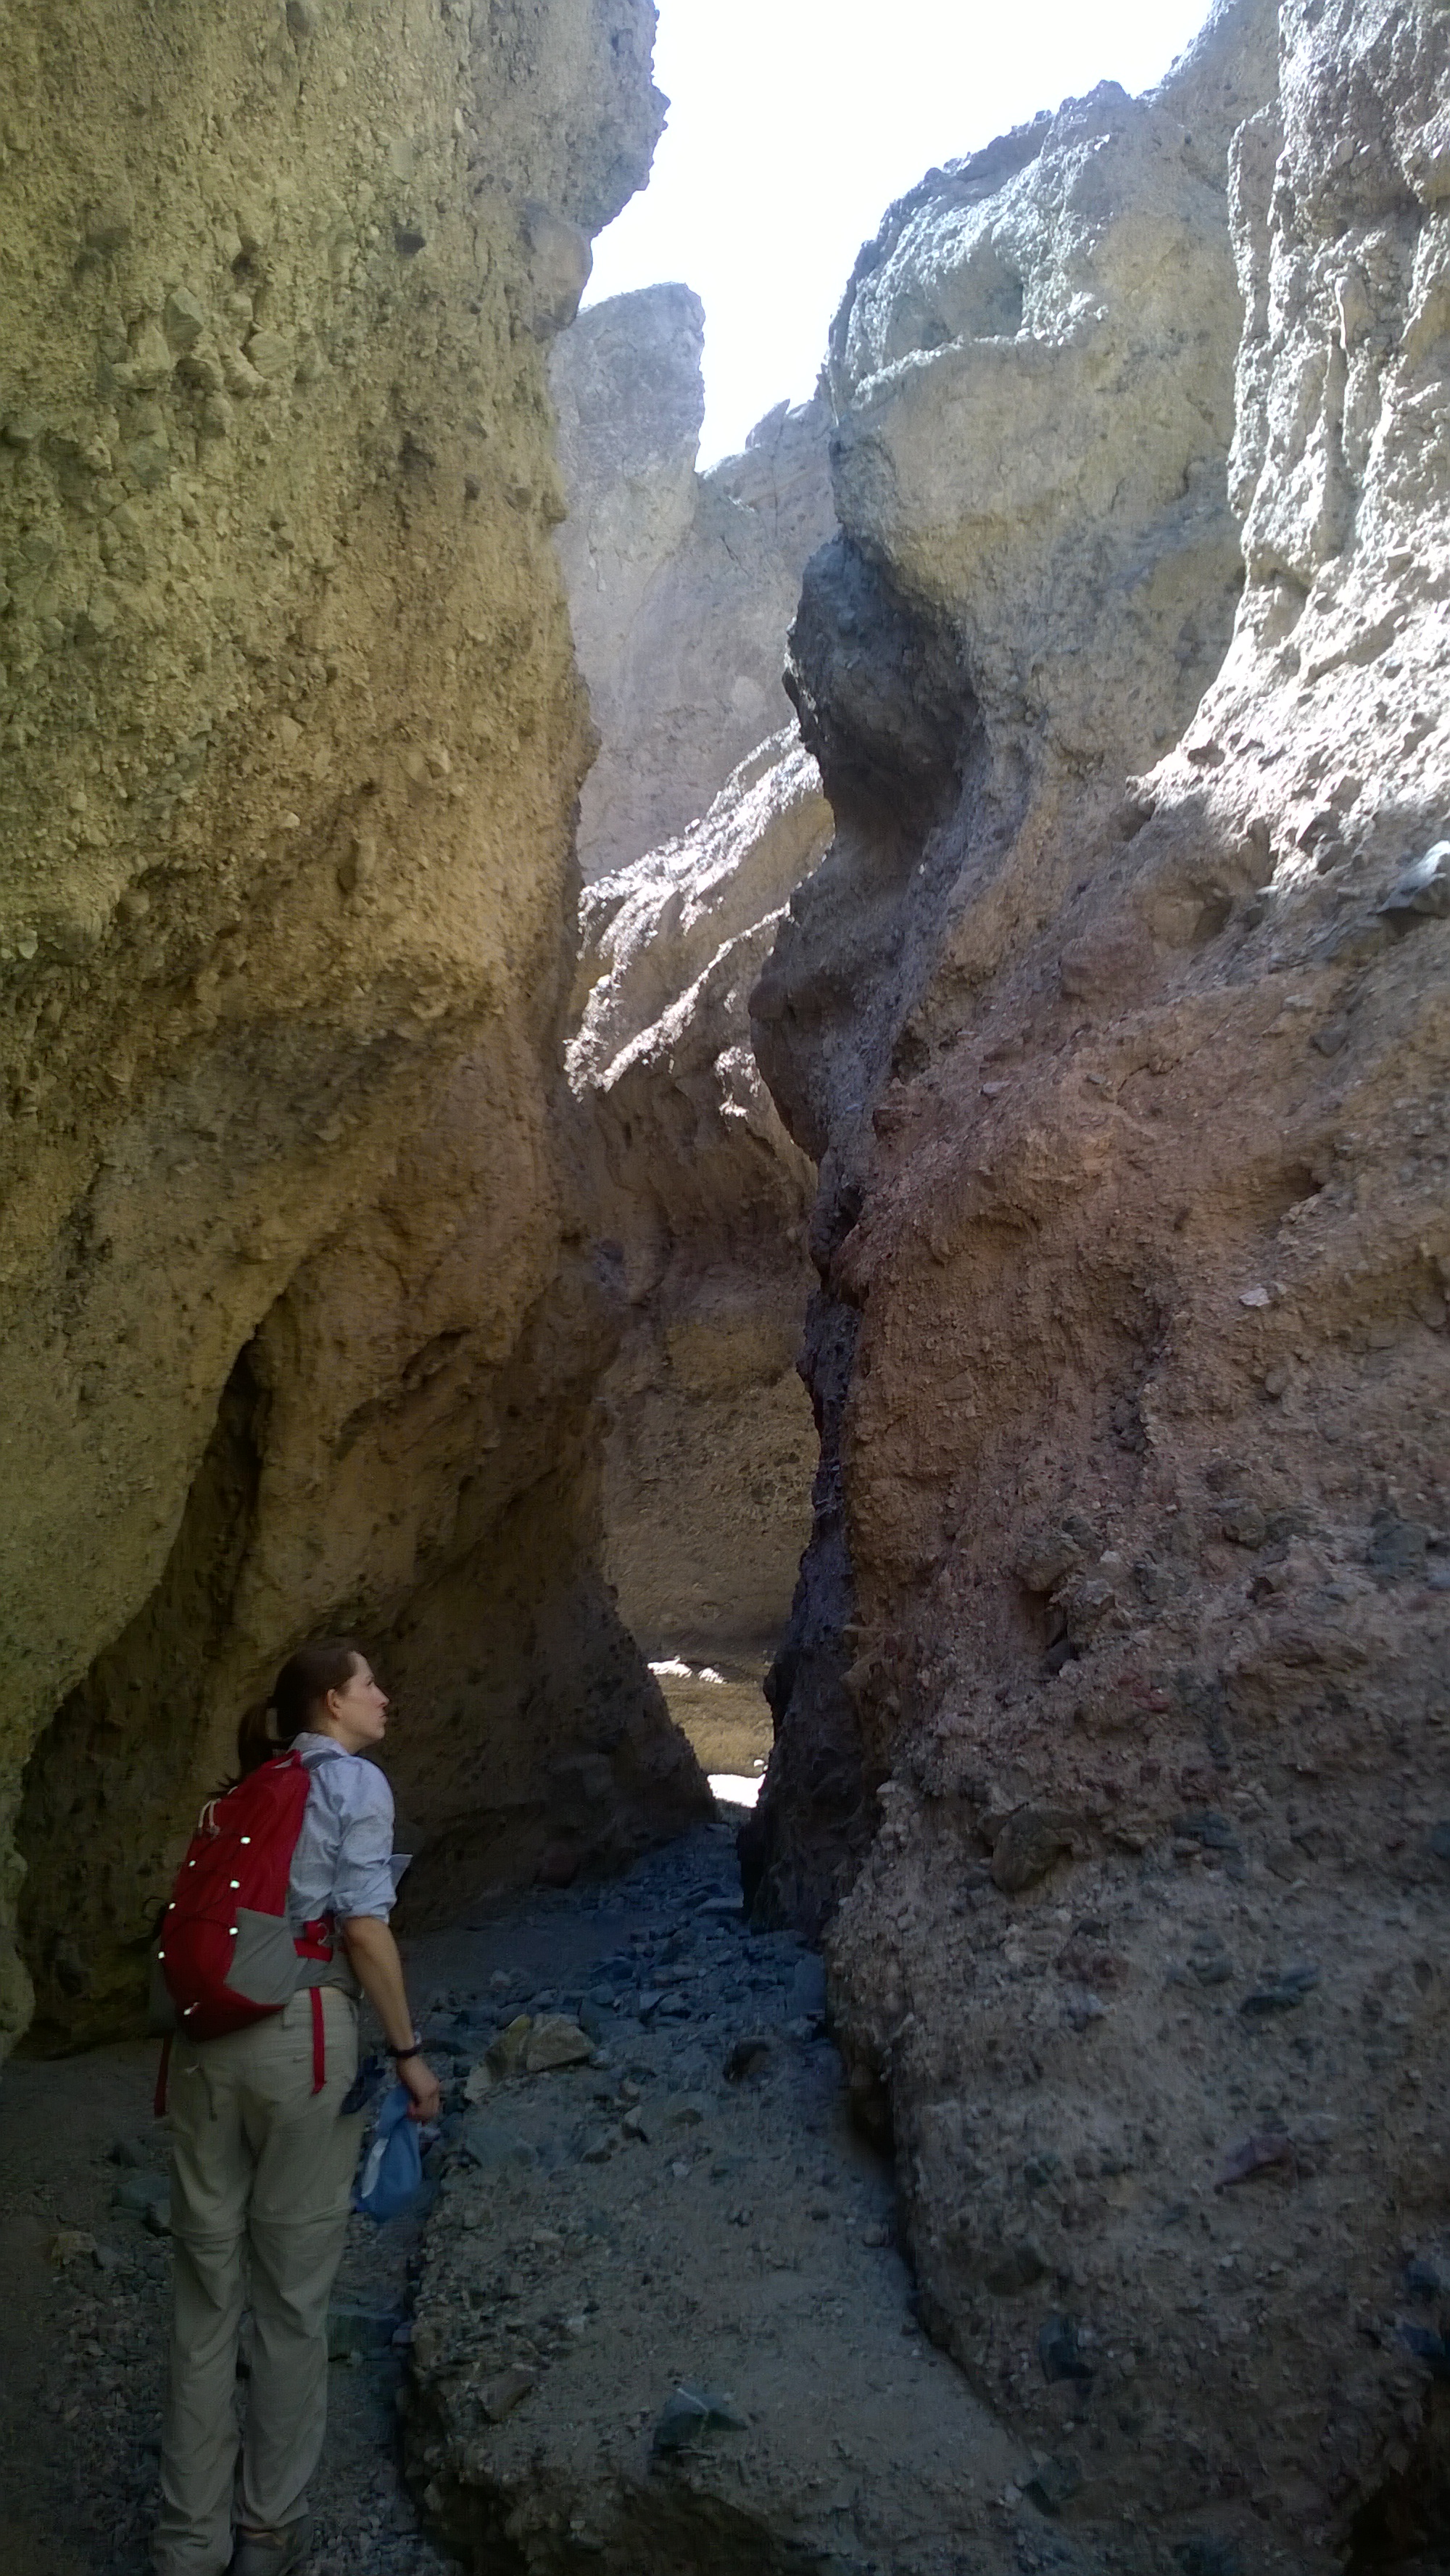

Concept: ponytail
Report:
left=236, top=1696, right=280, bottom=1777
left=235, top=1638, right=366, bottom=1777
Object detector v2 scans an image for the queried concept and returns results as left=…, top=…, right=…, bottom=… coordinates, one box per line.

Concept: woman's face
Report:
left=322, top=1656, right=389, bottom=1749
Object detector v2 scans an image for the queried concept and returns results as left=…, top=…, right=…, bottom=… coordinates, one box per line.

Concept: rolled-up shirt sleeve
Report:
left=288, top=1741, right=399, bottom=1925
left=331, top=1774, right=398, bottom=1920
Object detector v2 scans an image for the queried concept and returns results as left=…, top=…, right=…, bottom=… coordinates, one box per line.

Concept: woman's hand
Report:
left=339, top=1914, right=440, bottom=2118
left=398, top=2050, right=441, bottom=2122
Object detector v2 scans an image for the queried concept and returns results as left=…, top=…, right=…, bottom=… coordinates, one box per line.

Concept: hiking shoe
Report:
left=227, top=2521, right=312, bottom=2576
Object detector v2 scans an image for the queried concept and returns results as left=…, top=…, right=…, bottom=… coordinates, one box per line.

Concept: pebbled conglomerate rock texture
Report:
left=750, top=0, right=1282, bottom=1928
left=0, top=0, right=710, bottom=2057
left=749, top=0, right=1450, bottom=2561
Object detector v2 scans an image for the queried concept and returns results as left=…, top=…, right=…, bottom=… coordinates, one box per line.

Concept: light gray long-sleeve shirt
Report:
left=287, top=1733, right=406, bottom=1927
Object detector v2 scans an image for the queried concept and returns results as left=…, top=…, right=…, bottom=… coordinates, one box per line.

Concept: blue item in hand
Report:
left=352, top=2082, right=423, bottom=2221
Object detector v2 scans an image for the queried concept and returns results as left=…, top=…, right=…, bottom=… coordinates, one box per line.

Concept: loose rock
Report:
left=990, top=1807, right=1074, bottom=1894
left=523, top=2015, right=593, bottom=2073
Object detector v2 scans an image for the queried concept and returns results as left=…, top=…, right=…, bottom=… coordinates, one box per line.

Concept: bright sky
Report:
left=584, top=0, right=1219, bottom=465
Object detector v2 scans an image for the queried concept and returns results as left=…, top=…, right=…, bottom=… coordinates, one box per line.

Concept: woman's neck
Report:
left=309, top=1716, right=365, bottom=1756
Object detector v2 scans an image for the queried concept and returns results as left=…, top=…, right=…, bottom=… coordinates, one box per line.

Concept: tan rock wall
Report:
left=553, top=289, right=834, bottom=1669
left=550, top=283, right=834, bottom=884
left=0, top=0, right=710, bottom=2056
left=569, top=732, right=830, bottom=1662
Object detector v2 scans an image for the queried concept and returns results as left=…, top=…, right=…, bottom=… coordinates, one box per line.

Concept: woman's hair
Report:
left=236, top=1638, right=366, bottom=1776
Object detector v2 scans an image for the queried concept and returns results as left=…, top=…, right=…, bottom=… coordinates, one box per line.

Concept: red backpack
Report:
left=154, top=1749, right=340, bottom=2110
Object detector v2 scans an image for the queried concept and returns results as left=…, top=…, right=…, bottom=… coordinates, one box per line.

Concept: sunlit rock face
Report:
left=826, top=41, right=1272, bottom=763
left=551, top=281, right=835, bottom=883
left=1, top=0, right=712, bottom=2056
left=552, top=289, right=836, bottom=1671
left=751, top=0, right=1281, bottom=1923
left=751, top=0, right=1450, bottom=2551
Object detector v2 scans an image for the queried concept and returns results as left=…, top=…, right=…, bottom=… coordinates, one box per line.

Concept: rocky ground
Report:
left=398, top=1819, right=1035, bottom=2576
left=0, top=1811, right=1041, bottom=2576
left=0, top=2024, right=452, bottom=2575
left=14, top=1801, right=1443, bottom=2576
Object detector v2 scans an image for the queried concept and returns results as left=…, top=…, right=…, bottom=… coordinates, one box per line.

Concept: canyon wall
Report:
left=553, top=290, right=834, bottom=1668
left=750, top=0, right=1450, bottom=2556
left=550, top=282, right=834, bottom=885
left=568, top=730, right=829, bottom=1664
left=1, top=0, right=710, bottom=2057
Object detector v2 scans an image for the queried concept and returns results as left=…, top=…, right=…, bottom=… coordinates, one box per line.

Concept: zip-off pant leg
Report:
left=237, top=1991, right=360, bottom=2533
left=154, top=1990, right=360, bottom=2576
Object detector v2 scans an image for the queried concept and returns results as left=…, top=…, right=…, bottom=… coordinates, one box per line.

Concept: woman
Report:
left=154, top=1641, right=441, bottom=2576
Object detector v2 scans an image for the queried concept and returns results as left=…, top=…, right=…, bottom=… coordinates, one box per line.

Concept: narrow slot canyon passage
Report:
left=3, top=3, right=1450, bottom=2572
left=1, top=1333, right=839, bottom=2576
left=645, top=1660, right=773, bottom=1812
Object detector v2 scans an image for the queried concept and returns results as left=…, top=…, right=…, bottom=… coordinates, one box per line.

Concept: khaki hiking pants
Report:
left=154, top=1987, right=362, bottom=2576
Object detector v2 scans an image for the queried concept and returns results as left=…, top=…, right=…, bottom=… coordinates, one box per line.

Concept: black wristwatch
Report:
left=390, top=2036, right=423, bottom=2061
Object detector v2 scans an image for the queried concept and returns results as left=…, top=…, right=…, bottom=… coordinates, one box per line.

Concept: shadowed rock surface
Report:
left=750, top=0, right=1281, bottom=1928
left=569, top=731, right=829, bottom=1664
left=553, top=289, right=836, bottom=1673
left=749, top=0, right=1450, bottom=2557
left=1, top=0, right=708, bottom=2055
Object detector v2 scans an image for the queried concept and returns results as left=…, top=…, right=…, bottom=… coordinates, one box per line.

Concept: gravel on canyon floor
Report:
left=0, top=2007, right=453, bottom=2576
left=1, top=1814, right=1306, bottom=2576
left=399, top=1817, right=1031, bottom=2576
left=1, top=1816, right=1021, bottom=2576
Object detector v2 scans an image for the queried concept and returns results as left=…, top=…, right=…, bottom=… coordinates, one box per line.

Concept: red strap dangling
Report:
left=154, top=2034, right=173, bottom=2119
left=310, top=1986, right=326, bottom=2095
